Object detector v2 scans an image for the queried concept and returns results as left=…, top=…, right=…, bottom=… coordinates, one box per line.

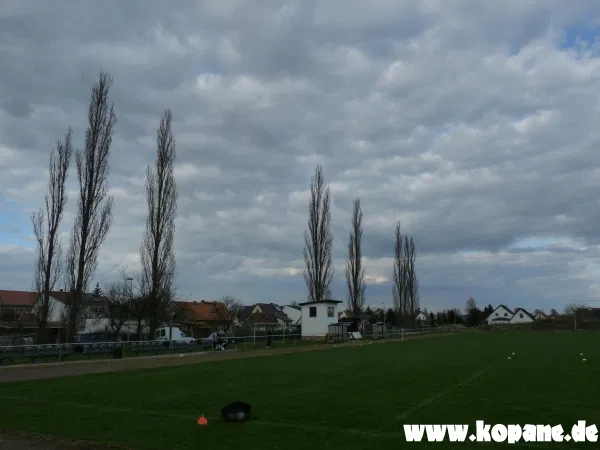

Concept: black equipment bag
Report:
left=221, top=401, right=253, bottom=422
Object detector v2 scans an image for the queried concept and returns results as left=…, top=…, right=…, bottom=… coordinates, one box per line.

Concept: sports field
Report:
left=0, top=332, right=598, bottom=449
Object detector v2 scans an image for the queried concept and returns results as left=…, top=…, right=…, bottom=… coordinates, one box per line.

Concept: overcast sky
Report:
left=2, top=1, right=600, bottom=313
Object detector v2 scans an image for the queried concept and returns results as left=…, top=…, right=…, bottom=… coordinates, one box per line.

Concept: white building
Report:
left=485, top=305, right=534, bottom=325
left=299, top=299, right=342, bottom=337
left=282, top=305, right=301, bottom=326
left=415, top=312, right=427, bottom=323
left=508, top=308, right=535, bottom=324
left=485, top=304, right=513, bottom=325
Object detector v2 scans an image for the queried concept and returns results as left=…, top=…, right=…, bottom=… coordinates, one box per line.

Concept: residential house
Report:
left=0, top=289, right=100, bottom=338
left=485, top=305, right=535, bottom=325
left=0, top=290, right=37, bottom=319
left=337, top=309, right=377, bottom=331
left=507, top=308, right=535, bottom=324
left=238, top=303, right=292, bottom=330
left=34, top=290, right=106, bottom=324
left=283, top=305, right=301, bottom=326
left=299, top=299, right=343, bottom=338
left=485, top=305, right=514, bottom=325
left=173, top=300, right=231, bottom=337
left=415, top=311, right=428, bottom=324
left=534, top=311, right=549, bottom=320
left=243, top=313, right=280, bottom=332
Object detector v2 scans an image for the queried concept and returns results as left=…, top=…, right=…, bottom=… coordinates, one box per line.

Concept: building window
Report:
left=327, top=306, right=334, bottom=317
left=504, top=313, right=507, bottom=316
left=519, top=313, right=523, bottom=318
left=309, top=306, right=317, bottom=318
left=495, top=313, right=498, bottom=316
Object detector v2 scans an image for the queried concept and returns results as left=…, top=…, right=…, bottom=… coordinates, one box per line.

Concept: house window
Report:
left=519, top=313, right=523, bottom=318
left=309, top=307, right=317, bottom=318
left=327, top=306, right=334, bottom=317
left=495, top=313, right=498, bottom=316
left=504, top=313, right=507, bottom=317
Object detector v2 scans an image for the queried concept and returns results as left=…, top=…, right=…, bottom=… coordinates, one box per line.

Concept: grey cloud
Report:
left=2, top=1, right=600, bottom=312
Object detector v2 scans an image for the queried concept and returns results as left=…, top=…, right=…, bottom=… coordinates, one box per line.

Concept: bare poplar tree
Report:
left=392, top=221, right=407, bottom=324
left=140, top=109, right=178, bottom=337
left=405, top=236, right=419, bottom=325
left=303, top=165, right=334, bottom=302
left=392, top=222, right=420, bottom=327
left=31, top=129, right=72, bottom=335
left=346, top=197, right=366, bottom=316
left=65, top=72, right=116, bottom=341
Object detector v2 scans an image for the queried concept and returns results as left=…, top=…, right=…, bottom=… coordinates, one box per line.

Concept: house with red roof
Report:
left=173, top=300, right=232, bottom=337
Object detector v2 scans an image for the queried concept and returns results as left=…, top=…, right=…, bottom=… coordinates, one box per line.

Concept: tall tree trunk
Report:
left=65, top=72, right=116, bottom=342
left=303, top=165, right=334, bottom=303
left=346, top=197, right=366, bottom=316
left=141, top=109, right=178, bottom=338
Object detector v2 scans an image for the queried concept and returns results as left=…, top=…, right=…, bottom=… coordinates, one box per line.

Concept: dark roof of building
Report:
left=496, top=304, right=514, bottom=314
left=174, top=300, right=230, bottom=323
left=298, top=299, right=343, bottom=306
left=244, top=312, right=279, bottom=325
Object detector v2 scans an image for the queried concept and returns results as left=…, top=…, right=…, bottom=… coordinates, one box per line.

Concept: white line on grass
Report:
left=0, top=395, right=404, bottom=439
left=395, top=365, right=494, bottom=422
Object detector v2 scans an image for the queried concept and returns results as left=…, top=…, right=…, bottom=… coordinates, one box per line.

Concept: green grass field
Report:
left=0, top=332, right=598, bottom=449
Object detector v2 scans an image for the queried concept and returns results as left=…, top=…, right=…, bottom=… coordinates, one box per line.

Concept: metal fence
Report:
left=0, top=327, right=441, bottom=366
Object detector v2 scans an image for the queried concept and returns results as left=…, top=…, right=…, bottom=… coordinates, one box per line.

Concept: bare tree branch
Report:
left=66, top=72, right=116, bottom=342
left=140, top=108, right=178, bottom=337
left=31, top=128, right=72, bottom=335
left=303, top=165, right=334, bottom=302
left=346, top=197, right=366, bottom=316
left=101, top=272, right=133, bottom=339
left=219, top=296, right=244, bottom=324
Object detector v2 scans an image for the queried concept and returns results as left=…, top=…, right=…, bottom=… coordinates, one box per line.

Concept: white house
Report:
left=32, top=291, right=108, bottom=330
left=508, top=308, right=535, bottom=324
left=485, top=305, right=535, bottom=325
left=282, top=305, right=301, bottom=326
left=415, top=312, right=427, bottom=323
left=486, top=304, right=514, bottom=325
left=299, top=299, right=342, bottom=337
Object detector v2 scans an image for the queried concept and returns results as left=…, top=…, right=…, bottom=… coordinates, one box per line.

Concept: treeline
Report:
left=360, top=307, right=465, bottom=327
left=301, top=166, right=421, bottom=327
left=32, top=72, right=178, bottom=343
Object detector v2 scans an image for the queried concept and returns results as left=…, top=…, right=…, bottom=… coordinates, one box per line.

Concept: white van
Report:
left=154, top=326, right=195, bottom=344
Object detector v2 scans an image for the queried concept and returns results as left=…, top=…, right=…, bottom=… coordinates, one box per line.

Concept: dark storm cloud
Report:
left=2, top=0, right=600, bottom=312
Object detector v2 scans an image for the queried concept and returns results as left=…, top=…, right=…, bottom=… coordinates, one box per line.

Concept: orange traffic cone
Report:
left=197, top=414, right=208, bottom=425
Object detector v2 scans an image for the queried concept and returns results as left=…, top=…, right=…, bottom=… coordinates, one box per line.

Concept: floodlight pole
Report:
left=573, top=308, right=577, bottom=331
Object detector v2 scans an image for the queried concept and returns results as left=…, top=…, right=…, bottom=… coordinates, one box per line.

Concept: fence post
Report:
left=402, top=328, right=404, bottom=342
left=58, top=344, right=62, bottom=362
